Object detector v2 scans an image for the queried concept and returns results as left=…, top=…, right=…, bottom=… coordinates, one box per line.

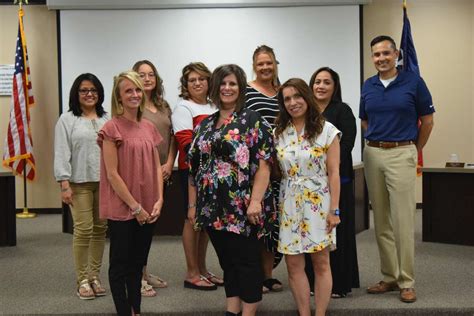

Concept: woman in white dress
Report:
left=274, top=78, right=341, bottom=316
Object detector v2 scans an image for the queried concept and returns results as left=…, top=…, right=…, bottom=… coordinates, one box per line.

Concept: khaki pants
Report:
left=363, top=144, right=417, bottom=289
left=70, top=182, right=107, bottom=283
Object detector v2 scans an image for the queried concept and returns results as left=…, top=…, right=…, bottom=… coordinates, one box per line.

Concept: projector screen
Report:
left=59, top=5, right=362, bottom=162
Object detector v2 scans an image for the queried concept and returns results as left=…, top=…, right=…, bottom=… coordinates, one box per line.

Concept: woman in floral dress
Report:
left=188, top=64, right=276, bottom=316
left=274, top=78, right=341, bottom=316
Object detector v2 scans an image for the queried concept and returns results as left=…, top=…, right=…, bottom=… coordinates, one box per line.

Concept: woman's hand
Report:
left=187, top=206, right=196, bottom=226
left=326, top=213, right=341, bottom=233
left=135, top=208, right=151, bottom=226
left=247, top=199, right=262, bottom=225
left=61, top=187, right=73, bottom=206
left=148, top=199, right=163, bottom=223
left=161, top=163, right=173, bottom=182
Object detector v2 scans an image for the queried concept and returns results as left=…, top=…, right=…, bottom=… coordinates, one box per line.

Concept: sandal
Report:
left=77, top=279, right=95, bottom=300
left=146, top=273, right=168, bottom=288
left=331, top=293, right=347, bottom=299
left=90, top=276, right=106, bottom=297
left=202, top=271, right=224, bottom=286
left=141, top=280, right=157, bottom=297
left=262, top=278, right=283, bottom=294
left=184, top=276, right=217, bottom=291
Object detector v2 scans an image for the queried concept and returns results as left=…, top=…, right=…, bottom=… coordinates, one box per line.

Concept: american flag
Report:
left=2, top=8, right=36, bottom=180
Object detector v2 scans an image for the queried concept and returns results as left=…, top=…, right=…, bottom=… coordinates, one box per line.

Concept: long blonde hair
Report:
left=111, top=70, right=145, bottom=120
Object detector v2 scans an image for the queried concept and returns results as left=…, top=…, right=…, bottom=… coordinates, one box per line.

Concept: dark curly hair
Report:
left=275, top=78, right=324, bottom=144
left=68, top=73, right=106, bottom=117
left=132, top=60, right=170, bottom=112
left=179, top=62, right=212, bottom=101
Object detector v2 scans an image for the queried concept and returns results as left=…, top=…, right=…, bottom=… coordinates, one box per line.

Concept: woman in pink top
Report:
left=98, top=71, right=164, bottom=316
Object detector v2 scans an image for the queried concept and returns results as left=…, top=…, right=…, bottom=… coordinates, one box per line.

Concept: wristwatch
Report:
left=330, top=208, right=340, bottom=216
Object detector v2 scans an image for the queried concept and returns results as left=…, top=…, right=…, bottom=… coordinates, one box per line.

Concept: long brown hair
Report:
left=132, top=60, right=170, bottom=112
left=275, top=78, right=324, bottom=143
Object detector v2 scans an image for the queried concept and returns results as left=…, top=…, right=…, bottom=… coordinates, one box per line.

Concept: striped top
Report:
left=245, top=85, right=279, bottom=129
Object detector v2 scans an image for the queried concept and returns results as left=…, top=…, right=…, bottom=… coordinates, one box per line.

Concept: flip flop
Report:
left=90, top=276, right=106, bottom=297
left=146, top=274, right=168, bottom=288
left=184, top=276, right=217, bottom=291
left=77, top=279, right=95, bottom=300
left=141, top=280, right=157, bottom=297
left=203, top=271, right=224, bottom=286
left=331, top=293, right=347, bottom=299
left=262, top=278, right=283, bottom=293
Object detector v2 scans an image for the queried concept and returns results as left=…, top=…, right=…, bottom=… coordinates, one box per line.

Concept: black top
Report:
left=322, top=101, right=357, bottom=179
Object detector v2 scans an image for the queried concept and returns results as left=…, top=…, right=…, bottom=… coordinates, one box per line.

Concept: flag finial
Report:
left=13, top=0, right=29, bottom=8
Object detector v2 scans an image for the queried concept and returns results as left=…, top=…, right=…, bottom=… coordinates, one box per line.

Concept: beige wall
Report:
left=0, top=5, right=60, bottom=209
left=0, top=1, right=473, bottom=208
left=363, top=0, right=474, bottom=202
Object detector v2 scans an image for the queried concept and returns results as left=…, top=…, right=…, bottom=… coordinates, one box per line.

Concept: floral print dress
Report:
left=188, top=108, right=276, bottom=238
left=276, top=121, right=341, bottom=254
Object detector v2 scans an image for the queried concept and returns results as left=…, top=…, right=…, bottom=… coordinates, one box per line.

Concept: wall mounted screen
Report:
left=59, top=5, right=362, bottom=162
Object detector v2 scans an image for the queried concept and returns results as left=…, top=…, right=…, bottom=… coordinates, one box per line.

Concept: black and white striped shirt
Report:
left=245, top=85, right=279, bottom=129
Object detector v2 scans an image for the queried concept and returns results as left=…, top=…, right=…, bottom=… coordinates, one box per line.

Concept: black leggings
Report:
left=108, top=219, right=148, bottom=316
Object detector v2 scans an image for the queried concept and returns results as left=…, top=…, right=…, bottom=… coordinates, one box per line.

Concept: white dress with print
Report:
left=276, top=121, right=341, bottom=255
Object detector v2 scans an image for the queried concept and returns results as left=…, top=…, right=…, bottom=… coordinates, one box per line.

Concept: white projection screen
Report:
left=59, top=5, right=362, bottom=162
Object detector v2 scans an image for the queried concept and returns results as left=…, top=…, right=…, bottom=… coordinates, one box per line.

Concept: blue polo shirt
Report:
left=359, top=71, right=434, bottom=142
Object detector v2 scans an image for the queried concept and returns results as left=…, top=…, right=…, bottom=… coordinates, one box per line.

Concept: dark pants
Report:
left=142, top=221, right=157, bottom=266
left=207, top=228, right=263, bottom=304
left=108, top=219, right=148, bottom=316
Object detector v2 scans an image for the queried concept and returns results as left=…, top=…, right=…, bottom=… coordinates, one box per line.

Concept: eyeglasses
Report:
left=139, top=72, right=156, bottom=79
left=78, top=89, right=98, bottom=96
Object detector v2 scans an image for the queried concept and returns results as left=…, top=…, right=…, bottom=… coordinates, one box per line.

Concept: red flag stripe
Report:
left=2, top=8, right=36, bottom=181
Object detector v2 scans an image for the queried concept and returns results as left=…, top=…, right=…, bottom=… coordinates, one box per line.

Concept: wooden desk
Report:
left=63, top=166, right=369, bottom=236
left=422, top=166, right=474, bottom=246
left=0, top=172, right=16, bottom=246
left=354, top=163, right=369, bottom=234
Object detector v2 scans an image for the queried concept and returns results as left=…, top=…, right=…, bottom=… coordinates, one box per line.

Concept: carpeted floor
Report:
left=0, top=210, right=473, bottom=315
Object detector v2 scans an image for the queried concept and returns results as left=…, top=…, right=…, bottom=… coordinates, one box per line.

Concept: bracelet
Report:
left=61, top=187, right=70, bottom=192
left=188, top=203, right=196, bottom=209
left=131, top=205, right=142, bottom=216
left=330, top=208, right=340, bottom=216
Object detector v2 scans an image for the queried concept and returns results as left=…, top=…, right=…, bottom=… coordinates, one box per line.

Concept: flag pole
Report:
left=16, top=159, right=36, bottom=218
left=13, top=0, right=36, bottom=219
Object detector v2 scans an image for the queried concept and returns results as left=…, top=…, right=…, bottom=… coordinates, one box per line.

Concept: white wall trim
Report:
left=47, top=0, right=370, bottom=10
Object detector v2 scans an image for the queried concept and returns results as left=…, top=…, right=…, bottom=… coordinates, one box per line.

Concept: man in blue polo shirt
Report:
left=360, top=35, right=434, bottom=303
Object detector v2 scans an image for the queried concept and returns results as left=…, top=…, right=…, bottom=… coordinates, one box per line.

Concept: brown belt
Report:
left=366, top=140, right=414, bottom=149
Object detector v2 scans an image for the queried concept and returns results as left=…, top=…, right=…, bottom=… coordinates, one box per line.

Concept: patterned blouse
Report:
left=188, top=108, right=276, bottom=238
